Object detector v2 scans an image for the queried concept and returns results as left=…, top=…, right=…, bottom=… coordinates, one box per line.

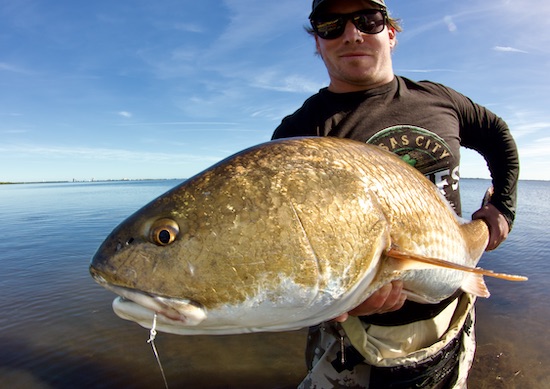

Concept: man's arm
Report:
left=451, top=88, right=520, bottom=230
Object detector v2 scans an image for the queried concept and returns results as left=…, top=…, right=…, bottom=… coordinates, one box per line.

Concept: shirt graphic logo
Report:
left=367, top=125, right=460, bottom=212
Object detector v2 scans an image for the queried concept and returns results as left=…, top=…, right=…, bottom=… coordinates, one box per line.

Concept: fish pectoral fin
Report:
left=386, top=247, right=528, bottom=282
left=460, top=273, right=490, bottom=298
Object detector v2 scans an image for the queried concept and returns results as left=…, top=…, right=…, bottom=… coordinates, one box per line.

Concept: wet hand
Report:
left=472, top=203, right=510, bottom=251
left=332, top=280, right=406, bottom=323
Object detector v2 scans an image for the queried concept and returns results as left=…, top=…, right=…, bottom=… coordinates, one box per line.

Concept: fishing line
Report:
left=148, top=313, right=169, bottom=389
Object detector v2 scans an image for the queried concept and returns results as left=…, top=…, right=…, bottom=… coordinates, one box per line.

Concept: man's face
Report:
left=314, top=0, right=396, bottom=93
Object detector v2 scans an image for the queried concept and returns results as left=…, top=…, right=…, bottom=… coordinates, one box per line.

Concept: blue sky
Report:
left=1, top=0, right=549, bottom=182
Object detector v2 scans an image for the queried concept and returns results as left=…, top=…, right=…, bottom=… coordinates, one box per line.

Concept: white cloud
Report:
left=515, top=138, right=550, bottom=180
left=0, top=62, right=32, bottom=74
left=513, top=121, right=550, bottom=137
left=116, top=121, right=239, bottom=127
left=397, top=68, right=462, bottom=74
left=443, top=16, right=457, bottom=33
left=214, top=0, right=307, bottom=53
left=503, top=108, right=550, bottom=139
left=518, top=137, right=550, bottom=158
left=251, top=71, right=323, bottom=93
left=173, top=23, right=204, bottom=33
left=0, top=143, right=221, bottom=164
left=493, top=46, right=528, bottom=54
left=118, top=111, right=132, bottom=118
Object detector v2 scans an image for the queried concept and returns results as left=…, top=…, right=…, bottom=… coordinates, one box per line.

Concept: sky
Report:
left=1, top=0, right=549, bottom=182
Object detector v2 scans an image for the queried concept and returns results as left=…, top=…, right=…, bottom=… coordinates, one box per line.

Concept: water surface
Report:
left=0, top=179, right=547, bottom=388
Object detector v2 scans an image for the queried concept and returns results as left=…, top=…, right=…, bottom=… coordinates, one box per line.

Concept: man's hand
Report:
left=472, top=203, right=510, bottom=251
left=332, top=280, right=407, bottom=323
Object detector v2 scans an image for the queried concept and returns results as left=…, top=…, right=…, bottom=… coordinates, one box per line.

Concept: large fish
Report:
left=89, top=137, right=525, bottom=335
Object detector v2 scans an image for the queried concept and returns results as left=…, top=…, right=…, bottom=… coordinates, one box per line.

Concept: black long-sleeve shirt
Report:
left=272, top=76, right=519, bottom=228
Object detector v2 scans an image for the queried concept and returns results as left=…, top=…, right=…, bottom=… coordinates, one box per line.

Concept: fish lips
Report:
left=91, top=273, right=206, bottom=327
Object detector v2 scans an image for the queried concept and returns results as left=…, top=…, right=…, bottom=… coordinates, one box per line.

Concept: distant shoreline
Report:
left=2, top=177, right=547, bottom=185
left=0, top=178, right=184, bottom=185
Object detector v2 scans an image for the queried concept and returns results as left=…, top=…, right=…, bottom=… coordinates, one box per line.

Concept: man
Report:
left=272, top=0, right=519, bottom=388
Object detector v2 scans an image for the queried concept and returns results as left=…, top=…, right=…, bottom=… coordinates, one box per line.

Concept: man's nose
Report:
left=342, top=20, right=364, bottom=43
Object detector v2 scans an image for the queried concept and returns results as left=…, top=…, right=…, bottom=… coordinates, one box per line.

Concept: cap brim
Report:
left=310, top=0, right=386, bottom=18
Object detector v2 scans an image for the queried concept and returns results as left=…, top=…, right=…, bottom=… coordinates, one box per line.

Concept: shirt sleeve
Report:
left=271, top=94, right=324, bottom=140
left=443, top=86, right=520, bottom=229
left=271, top=115, right=305, bottom=140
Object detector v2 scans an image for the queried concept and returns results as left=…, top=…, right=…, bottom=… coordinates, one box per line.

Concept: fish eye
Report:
left=150, top=218, right=180, bottom=246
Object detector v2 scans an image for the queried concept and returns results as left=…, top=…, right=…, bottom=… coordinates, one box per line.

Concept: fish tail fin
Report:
left=461, top=273, right=490, bottom=298
left=460, top=219, right=489, bottom=261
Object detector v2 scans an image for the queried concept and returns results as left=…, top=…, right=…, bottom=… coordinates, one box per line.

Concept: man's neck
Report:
left=328, top=74, right=395, bottom=93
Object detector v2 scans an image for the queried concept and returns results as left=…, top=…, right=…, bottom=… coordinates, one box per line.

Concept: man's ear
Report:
left=315, top=35, right=323, bottom=58
left=388, top=27, right=397, bottom=50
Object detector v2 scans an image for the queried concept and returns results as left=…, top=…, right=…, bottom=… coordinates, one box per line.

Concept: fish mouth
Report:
left=92, top=274, right=206, bottom=327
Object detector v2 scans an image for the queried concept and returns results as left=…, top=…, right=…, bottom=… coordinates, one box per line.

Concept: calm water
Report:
left=0, top=179, right=548, bottom=388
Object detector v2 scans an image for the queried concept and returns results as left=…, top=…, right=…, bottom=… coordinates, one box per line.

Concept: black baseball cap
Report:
left=310, top=0, right=387, bottom=18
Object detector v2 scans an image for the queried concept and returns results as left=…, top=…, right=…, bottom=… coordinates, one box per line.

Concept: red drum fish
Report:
left=90, top=137, right=526, bottom=335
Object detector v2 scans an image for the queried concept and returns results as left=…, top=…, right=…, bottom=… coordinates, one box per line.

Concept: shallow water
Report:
left=0, top=179, right=547, bottom=388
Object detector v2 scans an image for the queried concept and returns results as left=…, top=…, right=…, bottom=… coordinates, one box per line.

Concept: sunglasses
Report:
left=310, top=9, right=387, bottom=40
